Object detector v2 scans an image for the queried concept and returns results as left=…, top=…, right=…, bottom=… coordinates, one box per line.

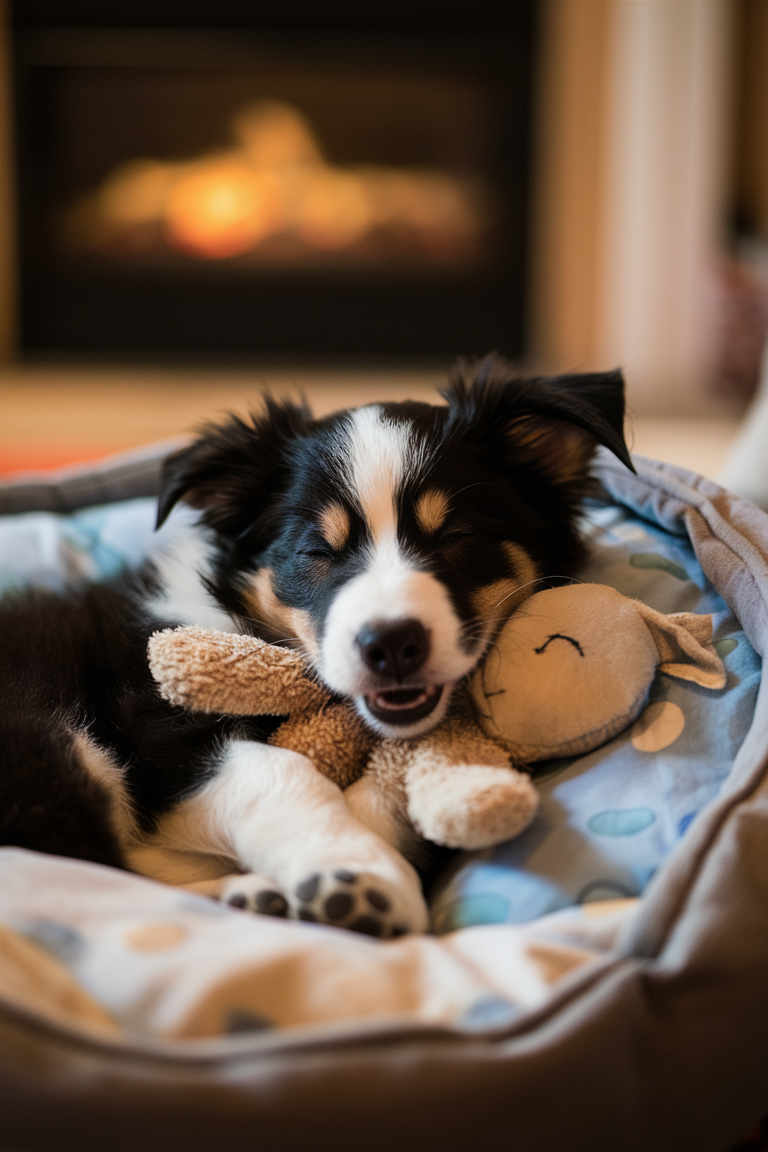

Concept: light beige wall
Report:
left=532, top=0, right=736, bottom=415
left=598, top=0, right=734, bottom=413
left=530, top=0, right=613, bottom=373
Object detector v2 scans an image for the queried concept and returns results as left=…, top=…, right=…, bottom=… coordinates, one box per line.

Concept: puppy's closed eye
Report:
left=439, top=523, right=477, bottom=544
left=297, top=527, right=336, bottom=560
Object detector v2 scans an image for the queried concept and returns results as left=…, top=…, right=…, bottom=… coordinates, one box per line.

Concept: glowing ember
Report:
left=64, top=101, right=488, bottom=265
left=165, top=163, right=283, bottom=258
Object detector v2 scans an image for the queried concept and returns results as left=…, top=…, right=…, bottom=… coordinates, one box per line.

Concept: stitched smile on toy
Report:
left=534, top=633, right=585, bottom=657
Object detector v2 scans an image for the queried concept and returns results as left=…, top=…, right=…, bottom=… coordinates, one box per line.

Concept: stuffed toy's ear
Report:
left=633, top=603, right=727, bottom=689
left=148, top=626, right=329, bottom=715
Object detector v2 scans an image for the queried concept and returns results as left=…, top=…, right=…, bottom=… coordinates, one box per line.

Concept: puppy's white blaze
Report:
left=324, top=410, right=472, bottom=735
left=321, top=538, right=474, bottom=697
left=344, top=405, right=410, bottom=541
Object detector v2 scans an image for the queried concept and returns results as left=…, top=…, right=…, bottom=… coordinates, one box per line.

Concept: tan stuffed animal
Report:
left=147, top=583, right=726, bottom=867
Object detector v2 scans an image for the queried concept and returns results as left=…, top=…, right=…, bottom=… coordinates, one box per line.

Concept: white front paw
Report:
left=219, top=866, right=428, bottom=937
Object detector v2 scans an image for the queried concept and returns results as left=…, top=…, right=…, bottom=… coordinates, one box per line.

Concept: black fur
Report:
left=0, top=580, right=282, bottom=864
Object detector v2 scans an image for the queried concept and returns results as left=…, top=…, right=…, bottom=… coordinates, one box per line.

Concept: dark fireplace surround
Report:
left=12, top=1, right=536, bottom=360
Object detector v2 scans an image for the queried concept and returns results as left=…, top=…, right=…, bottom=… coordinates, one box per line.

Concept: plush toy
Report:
left=147, top=583, right=726, bottom=858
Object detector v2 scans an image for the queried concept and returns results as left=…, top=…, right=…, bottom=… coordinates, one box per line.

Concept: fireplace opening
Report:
left=12, top=2, right=536, bottom=359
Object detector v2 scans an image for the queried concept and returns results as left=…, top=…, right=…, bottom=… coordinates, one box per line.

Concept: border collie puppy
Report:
left=0, top=356, right=632, bottom=937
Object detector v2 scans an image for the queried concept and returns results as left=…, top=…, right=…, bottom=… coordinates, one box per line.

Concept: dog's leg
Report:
left=139, top=740, right=428, bottom=937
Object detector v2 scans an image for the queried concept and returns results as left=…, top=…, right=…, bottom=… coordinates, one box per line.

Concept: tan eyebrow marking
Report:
left=415, top=489, right=449, bottom=535
left=471, top=545, right=540, bottom=627
left=319, top=503, right=350, bottom=551
left=244, top=568, right=320, bottom=660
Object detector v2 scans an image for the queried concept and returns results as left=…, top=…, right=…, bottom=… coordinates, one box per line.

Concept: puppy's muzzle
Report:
left=356, top=618, right=444, bottom=726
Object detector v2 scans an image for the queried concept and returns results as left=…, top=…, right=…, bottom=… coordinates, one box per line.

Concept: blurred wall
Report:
left=733, top=0, right=768, bottom=238
left=532, top=0, right=735, bottom=415
left=531, top=0, right=612, bottom=377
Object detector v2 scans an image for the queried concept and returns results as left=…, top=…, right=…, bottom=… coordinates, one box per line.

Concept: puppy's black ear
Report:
left=156, top=396, right=312, bottom=536
left=443, top=354, right=634, bottom=481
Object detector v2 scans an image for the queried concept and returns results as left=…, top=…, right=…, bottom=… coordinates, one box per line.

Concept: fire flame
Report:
left=66, top=102, right=485, bottom=263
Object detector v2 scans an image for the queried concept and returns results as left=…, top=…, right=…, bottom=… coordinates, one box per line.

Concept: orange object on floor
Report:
left=0, top=443, right=129, bottom=475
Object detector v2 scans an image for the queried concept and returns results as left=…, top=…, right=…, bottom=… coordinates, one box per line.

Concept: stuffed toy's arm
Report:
left=148, top=625, right=373, bottom=790
left=269, top=704, right=375, bottom=790
left=148, top=625, right=330, bottom=715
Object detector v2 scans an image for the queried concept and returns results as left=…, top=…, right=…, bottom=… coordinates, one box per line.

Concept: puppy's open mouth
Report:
left=363, top=684, right=443, bottom=726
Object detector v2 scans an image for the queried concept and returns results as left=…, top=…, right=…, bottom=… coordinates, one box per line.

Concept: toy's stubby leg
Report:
left=362, top=705, right=540, bottom=852
left=405, top=759, right=539, bottom=850
left=344, top=772, right=416, bottom=858
left=132, top=740, right=428, bottom=937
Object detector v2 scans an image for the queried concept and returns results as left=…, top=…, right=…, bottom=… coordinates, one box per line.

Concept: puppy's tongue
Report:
left=364, top=684, right=443, bottom=726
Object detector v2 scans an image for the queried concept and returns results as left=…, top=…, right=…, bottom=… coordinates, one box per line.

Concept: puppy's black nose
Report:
left=356, top=618, right=429, bottom=681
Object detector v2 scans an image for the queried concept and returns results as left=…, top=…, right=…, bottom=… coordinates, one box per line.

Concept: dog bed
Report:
left=0, top=445, right=767, bottom=1151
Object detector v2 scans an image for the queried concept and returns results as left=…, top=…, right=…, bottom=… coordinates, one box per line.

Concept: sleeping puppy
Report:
left=0, top=356, right=632, bottom=937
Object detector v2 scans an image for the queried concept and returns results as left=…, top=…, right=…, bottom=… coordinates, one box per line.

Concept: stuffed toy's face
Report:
left=471, top=584, right=725, bottom=761
left=155, top=359, right=631, bottom=739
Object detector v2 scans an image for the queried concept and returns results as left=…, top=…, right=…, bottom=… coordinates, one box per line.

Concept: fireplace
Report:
left=12, top=2, right=536, bottom=359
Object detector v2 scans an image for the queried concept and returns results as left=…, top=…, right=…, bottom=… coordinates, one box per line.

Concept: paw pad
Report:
left=324, top=892, right=353, bottom=920
left=365, top=888, right=390, bottom=912
left=293, top=869, right=413, bottom=938
left=255, top=890, right=288, bottom=917
left=221, top=876, right=289, bottom=919
left=348, top=915, right=382, bottom=937
left=295, top=874, right=320, bottom=902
